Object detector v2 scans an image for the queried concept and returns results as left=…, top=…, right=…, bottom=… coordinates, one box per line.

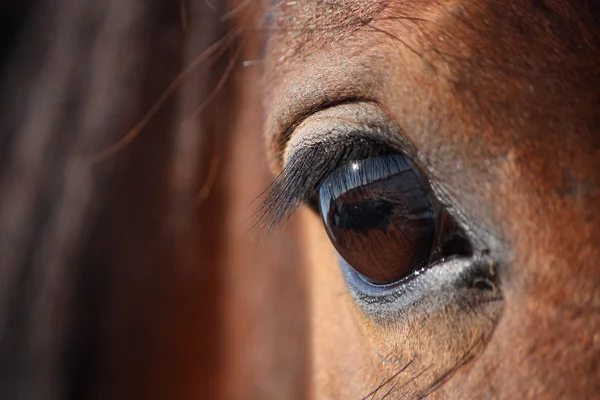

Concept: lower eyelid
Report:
left=341, top=255, right=502, bottom=320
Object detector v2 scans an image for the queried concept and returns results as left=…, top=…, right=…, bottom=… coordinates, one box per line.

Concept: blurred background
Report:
left=0, top=1, right=309, bottom=399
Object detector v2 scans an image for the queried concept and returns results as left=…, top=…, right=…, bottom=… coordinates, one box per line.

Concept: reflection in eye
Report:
left=319, top=154, right=457, bottom=285
left=255, top=134, right=472, bottom=284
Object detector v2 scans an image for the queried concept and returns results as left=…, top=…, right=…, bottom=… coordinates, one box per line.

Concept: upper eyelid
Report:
left=278, top=99, right=371, bottom=159
left=264, top=75, right=383, bottom=168
left=281, top=101, right=414, bottom=166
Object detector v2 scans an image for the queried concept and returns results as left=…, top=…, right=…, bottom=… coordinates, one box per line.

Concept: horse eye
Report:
left=318, top=154, right=467, bottom=285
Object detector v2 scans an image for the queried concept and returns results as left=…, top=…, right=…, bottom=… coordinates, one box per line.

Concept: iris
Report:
left=319, top=155, right=436, bottom=284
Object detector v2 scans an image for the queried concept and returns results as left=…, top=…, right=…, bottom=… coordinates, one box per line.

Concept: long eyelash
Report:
left=253, top=137, right=392, bottom=232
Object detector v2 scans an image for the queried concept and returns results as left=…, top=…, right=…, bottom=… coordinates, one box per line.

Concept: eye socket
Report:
left=318, top=154, right=471, bottom=285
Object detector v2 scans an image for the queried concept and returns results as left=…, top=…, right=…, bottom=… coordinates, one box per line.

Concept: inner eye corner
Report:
left=429, top=208, right=474, bottom=264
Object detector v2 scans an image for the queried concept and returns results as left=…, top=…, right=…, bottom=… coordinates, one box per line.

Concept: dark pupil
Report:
left=319, top=155, right=436, bottom=284
left=331, top=198, right=393, bottom=234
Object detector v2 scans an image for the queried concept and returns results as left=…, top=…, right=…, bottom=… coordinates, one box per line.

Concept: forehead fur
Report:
left=265, top=0, right=385, bottom=61
left=265, top=0, right=600, bottom=77
left=263, top=0, right=600, bottom=156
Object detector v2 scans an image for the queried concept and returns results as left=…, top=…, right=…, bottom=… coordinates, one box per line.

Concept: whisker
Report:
left=361, top=358, right=415, bottom=400
left=378, top=382, right=399, bottom=400
left=369, top=376, right=389, bottom=400
left=418, top=335, right=485, bottom=399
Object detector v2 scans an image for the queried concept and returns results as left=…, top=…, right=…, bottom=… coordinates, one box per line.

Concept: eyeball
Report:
left=318, top=154, right=436, bottom=285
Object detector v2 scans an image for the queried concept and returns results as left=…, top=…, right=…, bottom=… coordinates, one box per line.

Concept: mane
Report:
left=0, top=1, right=244, bottom=398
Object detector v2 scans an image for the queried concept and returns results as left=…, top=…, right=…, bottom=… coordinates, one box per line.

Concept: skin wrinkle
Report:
left=263, top=0, right=600, bottom=398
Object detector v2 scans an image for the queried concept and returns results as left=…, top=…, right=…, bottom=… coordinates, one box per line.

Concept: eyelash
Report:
left=254, top=137, right=397, bottom=231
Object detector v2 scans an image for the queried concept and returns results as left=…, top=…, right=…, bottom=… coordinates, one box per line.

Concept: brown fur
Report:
left=1, top=0, right=598, bottom=399
left=264, top=0, right=600, bottom=398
